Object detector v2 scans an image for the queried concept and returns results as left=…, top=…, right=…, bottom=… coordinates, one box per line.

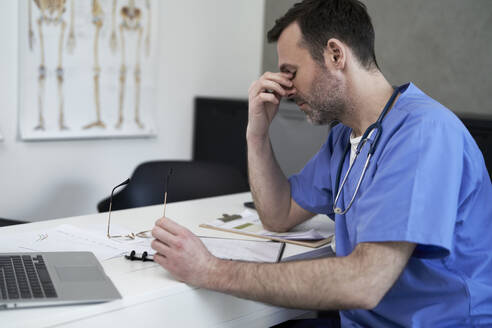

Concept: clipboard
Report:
left=199, top=223, right=333, bottom=248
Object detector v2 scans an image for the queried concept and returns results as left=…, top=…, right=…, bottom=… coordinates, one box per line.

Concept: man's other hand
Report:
left=151, top=217, right=217, bottom=288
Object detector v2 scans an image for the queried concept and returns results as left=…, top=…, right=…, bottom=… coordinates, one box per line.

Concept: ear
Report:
left=324, top=38, right=346, bottom=70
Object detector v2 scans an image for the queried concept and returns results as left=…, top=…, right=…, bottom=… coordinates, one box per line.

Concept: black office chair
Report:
left=459, top=114, right=492, bottom=179
left=97, top=160, right=250, bottom=212
left=0, top=218, right=28, bottom=227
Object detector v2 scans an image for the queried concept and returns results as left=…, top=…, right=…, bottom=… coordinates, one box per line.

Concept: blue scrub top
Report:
left=289, top=83, right=492, bottom=327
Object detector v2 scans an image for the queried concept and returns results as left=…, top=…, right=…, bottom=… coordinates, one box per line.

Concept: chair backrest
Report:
left=0, top=218, right=27, bottom=227
left=97, top=160, right=250, bottom=212
left=459, top=114, right=492, bottom=179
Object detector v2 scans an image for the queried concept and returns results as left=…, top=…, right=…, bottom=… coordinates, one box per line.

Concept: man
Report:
left=151, top=0, right=492, bottom=326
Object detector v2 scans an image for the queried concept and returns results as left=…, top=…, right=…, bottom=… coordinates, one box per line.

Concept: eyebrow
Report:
left=279, top=64, right=297, bottom=73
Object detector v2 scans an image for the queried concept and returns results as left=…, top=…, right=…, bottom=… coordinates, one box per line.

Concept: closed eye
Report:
left=279, top=65, right=297, bottom=79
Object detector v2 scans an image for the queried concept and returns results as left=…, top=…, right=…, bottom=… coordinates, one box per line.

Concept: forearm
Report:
left=152, top=219, right=415, bottom=313
left=204, top=242, right=415, bottom=311
left=207, top=256, right=371, bottom=310
left=247, top=133, right=293, bottom=232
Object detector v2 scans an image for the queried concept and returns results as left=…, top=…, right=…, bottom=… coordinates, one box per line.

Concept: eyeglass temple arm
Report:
left=162, top=168, right=173, bottom=217
left=113, top=178, right=131, bottom=192
left=165, top=168, right=173, bottom=192
left=107, top=178, right=131, bottom=238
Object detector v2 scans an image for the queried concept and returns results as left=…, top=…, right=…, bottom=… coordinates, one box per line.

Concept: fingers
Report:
left=152, top=224, right=181, bottom=247
left=154, top=217, right=189, bottom=236
left=259, top=80, right=289, bottom=97
left=151, top=218, right=215, bottom=287
left=263, top=71, right=293, bottom=88
left=153, top=253, right=169, bottom=270
left=151, top=238, right=171, bottom=254
left=153, top=253, right=166, bottom=265
left=249, top=72, right=294, bottom=98
left=259, top=92, right=280, bottom=105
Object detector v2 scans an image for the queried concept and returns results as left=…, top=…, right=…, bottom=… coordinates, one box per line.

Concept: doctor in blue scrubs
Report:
left=151, top=0, right=492, bottom=326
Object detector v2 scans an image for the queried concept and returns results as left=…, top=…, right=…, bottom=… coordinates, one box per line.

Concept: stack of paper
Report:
left=205, top=209, right=332, bottom=240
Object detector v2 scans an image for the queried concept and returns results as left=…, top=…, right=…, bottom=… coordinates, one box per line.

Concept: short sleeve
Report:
left=354, top=118, right=463, bottom=258
left=289, top=139, right=334, bottom=216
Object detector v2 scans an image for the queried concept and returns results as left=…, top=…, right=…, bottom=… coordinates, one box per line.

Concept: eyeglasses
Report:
left=106, top=168, right=173, bottom=240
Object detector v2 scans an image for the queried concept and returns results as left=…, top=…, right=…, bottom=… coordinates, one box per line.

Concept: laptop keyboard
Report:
left=0, top=255, right=57, bottom=300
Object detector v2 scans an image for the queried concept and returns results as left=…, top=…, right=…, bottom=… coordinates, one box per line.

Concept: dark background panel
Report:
left=193, top=97, right=250, bottom=185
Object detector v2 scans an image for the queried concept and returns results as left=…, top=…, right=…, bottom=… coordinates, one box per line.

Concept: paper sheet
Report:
left=128, top=237, right=283, bottom=263
left=2, top=223, right=284, bottom=263
left=206, top=209, right=332, bottom=240
left=202, top=238, right=283, bottom=262
left=282, top=245, right=335, bottom=262
left=4, top=224, right=130, bottom=261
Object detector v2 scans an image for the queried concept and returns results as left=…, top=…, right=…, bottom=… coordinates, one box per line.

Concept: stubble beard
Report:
left=297, top=65, right=346, bottom=126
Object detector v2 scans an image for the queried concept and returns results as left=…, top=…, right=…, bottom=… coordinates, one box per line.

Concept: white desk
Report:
left=0, top=192, right=331, bottom=328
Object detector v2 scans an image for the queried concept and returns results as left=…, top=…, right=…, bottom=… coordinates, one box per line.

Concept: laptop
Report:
left=0, top=251, right=121, bottom=309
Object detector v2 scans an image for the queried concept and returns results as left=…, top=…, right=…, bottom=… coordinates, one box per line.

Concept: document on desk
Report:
left=201, top=209, right=332, bottom=240
left=124, top=237, right=285, bottom=263
left=201, top=238, right=285, bottom=262
left=6, top=224, right=128, bottom=260
left=2, top=223, right=285, bottom=263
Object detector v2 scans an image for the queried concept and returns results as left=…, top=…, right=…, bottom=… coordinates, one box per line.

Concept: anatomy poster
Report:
left=18, top=0, right=158, bottom=140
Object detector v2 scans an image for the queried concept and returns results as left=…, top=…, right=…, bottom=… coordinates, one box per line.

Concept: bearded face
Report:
left=292, top=63, right=347, bottom=125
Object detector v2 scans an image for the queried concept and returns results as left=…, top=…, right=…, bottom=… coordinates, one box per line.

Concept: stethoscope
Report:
left=332, top=86, right=401, bottom=215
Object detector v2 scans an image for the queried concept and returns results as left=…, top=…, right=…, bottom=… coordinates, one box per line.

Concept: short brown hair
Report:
left=267, top=0, right=379, bottom=70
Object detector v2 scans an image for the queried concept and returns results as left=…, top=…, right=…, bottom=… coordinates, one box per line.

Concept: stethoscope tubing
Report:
left=333, top=86, right=402, bottom=215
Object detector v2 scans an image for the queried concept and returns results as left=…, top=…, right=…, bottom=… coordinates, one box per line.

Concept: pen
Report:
left=276, top=242, right=286, bottom=263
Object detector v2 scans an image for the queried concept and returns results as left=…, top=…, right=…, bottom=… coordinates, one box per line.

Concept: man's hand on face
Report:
left=247, top=72, right=296, bottom=140
left=151, top=217, right=218, bottom=288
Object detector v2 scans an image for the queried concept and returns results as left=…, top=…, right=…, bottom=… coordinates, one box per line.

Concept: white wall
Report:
left=0, top=0, right=264, bottom=221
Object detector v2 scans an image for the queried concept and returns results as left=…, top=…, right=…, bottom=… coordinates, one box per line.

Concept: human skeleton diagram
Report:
left=83, top=0, right=106, bottom=129
left=110, top=0, right=152, bottom=129
left=28, top=0, right=76, bottom=131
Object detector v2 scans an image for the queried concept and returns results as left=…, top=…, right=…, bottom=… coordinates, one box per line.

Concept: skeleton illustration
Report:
left=109, top=0, right=117, bottom=53
left=111, top=0, right=151, bottom=129
left=28, top=0, right=76, bottom=131
left=83, top=0, right=106, bottom=129
left=144, top=0, right=151, bottom=56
